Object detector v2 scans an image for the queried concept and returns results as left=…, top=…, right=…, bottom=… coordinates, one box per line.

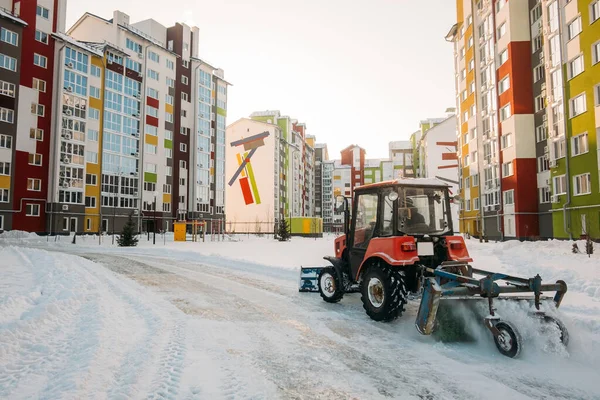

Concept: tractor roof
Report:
left=356, top=178, right=450, bottom=192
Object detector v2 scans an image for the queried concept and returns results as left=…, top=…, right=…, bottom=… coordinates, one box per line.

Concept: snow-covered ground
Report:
left=1, top=231, right=599, bottom=399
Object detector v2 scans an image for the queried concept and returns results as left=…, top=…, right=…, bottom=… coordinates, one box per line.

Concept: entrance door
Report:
left=69, top=217, right=77, bottom=233
left=348, top=192, right=379, bottom=279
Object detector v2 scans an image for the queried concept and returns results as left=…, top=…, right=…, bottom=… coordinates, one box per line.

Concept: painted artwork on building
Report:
left=228, top=131, right=270, bottom=205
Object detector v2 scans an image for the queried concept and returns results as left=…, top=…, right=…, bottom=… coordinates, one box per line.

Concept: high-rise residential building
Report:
left=389, top=141, right=414, bottom=178
left=332, top=160, right=351, bottom=232
left=448, top=0, right=600, bottom=241
left=0, top=0, right=67, bottom=233
left=340, top=144, right=365, bottom=196
left=448, top=0, right=539, bottom=240
left=225, top=114, right=318, bottom=234
left=62, top=10, right=228, bottom=234
left=409, top=117, right=447, bottom=178
left=418, top=115, right=459, bottom=192
left=314, top=143, right=335, bottom=232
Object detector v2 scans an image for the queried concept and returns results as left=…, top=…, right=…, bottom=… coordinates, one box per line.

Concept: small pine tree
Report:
left=277, top=218, right=291, bottom=242
left=117, top=212, right=139, bottom=247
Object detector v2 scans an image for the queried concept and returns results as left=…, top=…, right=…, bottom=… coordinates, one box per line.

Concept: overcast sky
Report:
left=66, top=0, right=457, bottom=159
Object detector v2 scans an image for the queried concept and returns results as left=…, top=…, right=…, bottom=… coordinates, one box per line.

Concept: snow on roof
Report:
left=52, top=33, right=105, bottom=57
left=0, top=8, right=27, bottom=26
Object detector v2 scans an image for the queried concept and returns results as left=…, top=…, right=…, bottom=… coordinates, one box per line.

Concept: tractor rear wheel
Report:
left=360, top=264, right=408, bottom=322
left=318, top=267, right=344, bottom=303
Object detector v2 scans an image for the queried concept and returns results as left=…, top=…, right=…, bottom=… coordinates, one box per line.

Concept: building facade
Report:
left=0, top=0, right=67, bottom=233
left=419, top=115, right=459, bottom=192
left=449, top=0, right=600, bottom=241
left=339, top=144, right=365, bottom=196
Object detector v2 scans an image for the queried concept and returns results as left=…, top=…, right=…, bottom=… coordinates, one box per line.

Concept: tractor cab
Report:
left=333, top=178, right=456, bottom=281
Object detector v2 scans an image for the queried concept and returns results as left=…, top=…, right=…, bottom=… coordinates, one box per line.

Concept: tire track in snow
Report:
left=147, top=320, right=187, bottom=400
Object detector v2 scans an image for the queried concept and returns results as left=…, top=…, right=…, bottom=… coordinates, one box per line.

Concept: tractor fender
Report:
left=355, top=237, right=420, bottom=281
left=323, top=256, right=345, bottom=281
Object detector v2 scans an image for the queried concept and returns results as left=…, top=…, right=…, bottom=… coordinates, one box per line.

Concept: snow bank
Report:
left=0, top=230, right=39, bottom=239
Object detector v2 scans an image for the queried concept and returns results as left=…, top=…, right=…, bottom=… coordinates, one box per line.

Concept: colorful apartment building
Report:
left=340, top=144, right=365, bottom=196
left=448, top=0, right=600, bottom=241
left=0, top=0, right=67, bottom=233
left=225, top=112, right=318, bottom=234
left=448, top=0, right=539, bottom=240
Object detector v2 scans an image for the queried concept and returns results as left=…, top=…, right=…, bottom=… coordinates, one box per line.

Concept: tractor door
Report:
left=348, top=191, right=380, bottom=279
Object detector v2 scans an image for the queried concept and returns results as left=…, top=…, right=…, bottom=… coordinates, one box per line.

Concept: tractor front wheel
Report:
left=360, top=264, right=408, bottom=322
left=318, top=267, right=344, bottom=303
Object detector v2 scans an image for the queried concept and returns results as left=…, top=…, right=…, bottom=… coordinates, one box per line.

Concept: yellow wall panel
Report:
left=145, top=134, right=158, bottom=146
left=0, top=175, right=10, bottom=189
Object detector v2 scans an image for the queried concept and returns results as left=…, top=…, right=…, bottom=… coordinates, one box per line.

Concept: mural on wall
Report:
left=228, top=131, right=270, bottom=205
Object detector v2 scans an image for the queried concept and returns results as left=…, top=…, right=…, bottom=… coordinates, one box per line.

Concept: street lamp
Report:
left=153, top=191, right=158, bottom=245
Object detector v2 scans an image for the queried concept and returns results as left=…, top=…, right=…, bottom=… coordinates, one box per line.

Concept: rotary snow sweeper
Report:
left=299, top=178, right=568, bottom=358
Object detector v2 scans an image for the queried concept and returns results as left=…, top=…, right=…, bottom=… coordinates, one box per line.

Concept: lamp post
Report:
left=153, top=191, right=158, bottom=245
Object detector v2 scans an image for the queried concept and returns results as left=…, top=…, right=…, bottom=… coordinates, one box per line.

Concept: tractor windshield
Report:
left=397, top=186, right=451, bottom=235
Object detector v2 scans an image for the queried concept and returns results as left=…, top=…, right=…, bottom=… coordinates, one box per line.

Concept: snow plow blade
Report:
left=299, top=266, right=324, bottom=292
left=416, top=278, right=442, bottom=335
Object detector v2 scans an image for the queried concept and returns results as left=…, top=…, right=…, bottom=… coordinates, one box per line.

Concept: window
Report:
left=503, top=190, right=514, bottom=205
left=145, top=163, right=157, bottom=173
left=181, top=109, right=187, bottom=117
left=568, top=17, right=582, bottom=40
left=180, top=143, right=187, bottom=152
left=0, top=80, right=15, bottom=97
left=499, top=76, right=510, bottom=94
left=36, top=5, right=50, bottom=19
left=502, top=161, right=514, bottom=177
left=497, top=23, right=506, bottom=38
left=165, top=130, right=173, bottom=140
left=166, top=112, right=173, bottom=123
left=26, top=204, right=40, bottom=217
left=167, top=77, right=175, bottom=88
left=90, top=86, right=100, bottom=99
left=163, top=184, right=172, bottom=194
left=146, top=105, right=158, bottom=118
left=553, top=175, right=567, bottom=195
left=126, top=38, right=142, bottom=54
left=166, top=94, right=174, bottom=105
left=0, top=107, right=14, bottom=123
left=570, top=94, right=587, bottom=117
left=465, top=199, right=471, bottom=212
left=500, top=104, right=511, bottom=121
left=501, top=133, right=512, bottom=149
left=0, top=188, right=8, bottom=203
left=464, top=154, right=470, bottom=165
left=553, top=139, right=566, bottom=159
left=1, top=28, right=18, bottom=46
left=148, top=51, right=160, bottom=63
left=499, top=49, right=508, bottom=65
left=86, top=151, right=98, bottom=164
left=473, top=174, right=479, bottom=187
left=572, top=133, right=588, bottom=156
left=27, top=178, right=41, bottom=191
left=0, top=161, right=10, bottom=175
left=0, top=134, right=12, bottom=149
left=179, top=160, right=187, bottom=169
left=165, top=148, right=172, bottom=158
left=569, top=55, right=584, bottom=79
left=89, top=108, right=100, bottom=120
left=166, top=59, right=174, bottom=70
left=147, top=87, right=159, bottom=99
left=147, top=69, right=159, bottom=81
left=0, top=53, right=17, bottom=71
left=180, top=126, right=187, bottom=135
left=34, top=53, right=47, bottom=68
left=86, top=174, right=97, bottom=185
left=179, top=178, right=186, bottom=186
left=182, top=59, right=189, bottom=68
left=182, top=75, right=188, bottom=85
left=35, top=30, right=48, bottom=44
left=145, top=143, right=157, bottom=154
left=536, top=125, right=547, bottom=142
left=88, top=129, right=98, bottom=141
left=537, top=155, right=549, bottom=173
left=31, top=103, right=45, bottom=117
left=182, top=92, right=188, bottom=102
left=468, top=59, right=474, bottom=71
left=468, top=36, right=473, bottom=48
left=539, top=187, right=551, bottom=204
left=465, top=176, right=471, bottom=188
left=91, top=65, right=101, bottom=77
left=460, top=69, right=466, bottom=81
left=535, top=95, right=545, bottom=113
left=573, top=173, right=591, bottom=195
left=165, top=166, right=172, bottom=176
left=532, top=35, right=543, bottom=53
left=534, top=65, right=545, bottom=82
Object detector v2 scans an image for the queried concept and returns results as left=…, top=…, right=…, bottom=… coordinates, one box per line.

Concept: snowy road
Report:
left=1, top=237, right=600, bottom=399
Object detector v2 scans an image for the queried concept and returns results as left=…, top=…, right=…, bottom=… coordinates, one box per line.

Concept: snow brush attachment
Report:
left=415, top=264, right=569, bottom=358
left=299, top=266, right=323, bottom=292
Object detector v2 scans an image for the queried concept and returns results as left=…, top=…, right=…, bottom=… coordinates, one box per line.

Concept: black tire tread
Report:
left=318, top=267, right=345, bottom=303
left=360, top=263, right=408, bottom=322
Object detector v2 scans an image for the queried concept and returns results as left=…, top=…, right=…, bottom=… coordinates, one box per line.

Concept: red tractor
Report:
left=300, top=179, right=568, bottom=357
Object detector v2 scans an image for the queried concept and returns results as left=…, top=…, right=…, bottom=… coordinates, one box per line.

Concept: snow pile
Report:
left=0, top=230, right=39, bottom=240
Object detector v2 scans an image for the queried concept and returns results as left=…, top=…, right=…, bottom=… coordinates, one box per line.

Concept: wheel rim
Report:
left=320, top=273, right=336, bottom=297
left=367, top=277, right=385, bottom=308
left=496, top=328, right=513, bottom=352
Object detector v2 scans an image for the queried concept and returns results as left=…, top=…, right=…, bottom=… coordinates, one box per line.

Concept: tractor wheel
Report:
left=493, top=321, right=522, bottom=358
left=543, top=315, right=569, bottom=347
left=360, top=264, right=408, bottom=322
left=318, top=267, right=344, bottom=303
